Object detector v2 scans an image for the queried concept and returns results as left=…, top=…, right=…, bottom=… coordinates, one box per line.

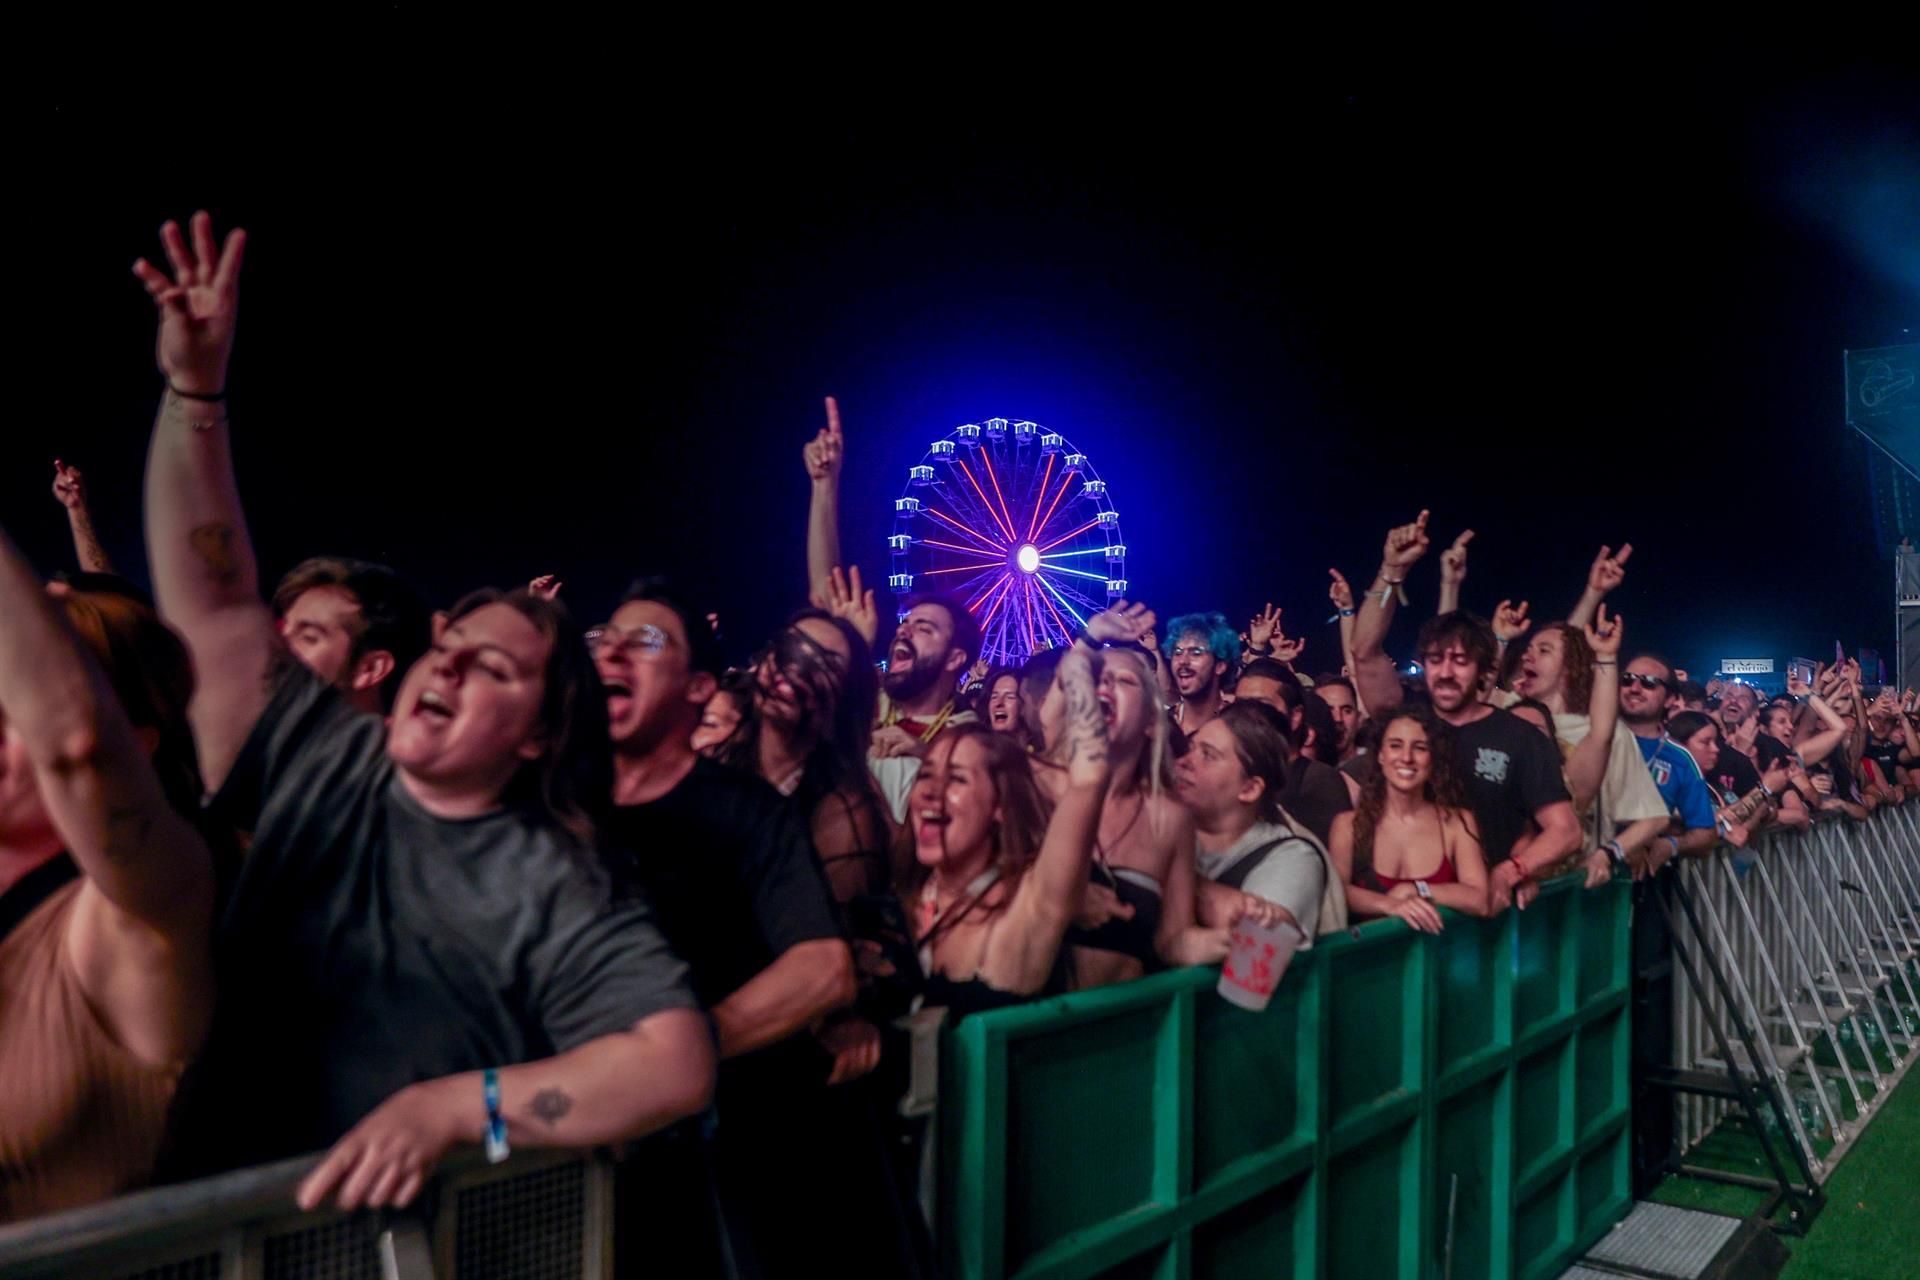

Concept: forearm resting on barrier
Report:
left=297, top=1008, right=715, bottom=1212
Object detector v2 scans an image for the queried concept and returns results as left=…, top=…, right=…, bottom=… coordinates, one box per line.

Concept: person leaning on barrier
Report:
left=0, top=540, right=215, bottom=1223
left=1348, top=511, right=1582, bottom=910
left=1177, top=700, right=1346, bottom=942
left=908, top=606, right=1122, bottom=1020
left=131, top=211, right=713, bottom=1209
left=1329, top=704, right=1490, bottom=934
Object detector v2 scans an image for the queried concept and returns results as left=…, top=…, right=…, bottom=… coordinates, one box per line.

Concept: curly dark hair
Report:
left=1350, top=704, right=1471, bottom=881
left=1499, top=620, right=1595, bottom=709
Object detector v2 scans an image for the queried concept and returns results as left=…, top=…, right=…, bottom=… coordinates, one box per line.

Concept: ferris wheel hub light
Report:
left=1016, top=544, right=1040, bottom=574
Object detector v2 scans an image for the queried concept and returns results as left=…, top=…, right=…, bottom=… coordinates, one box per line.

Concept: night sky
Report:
left=11, top=57, right=1918, bottom=681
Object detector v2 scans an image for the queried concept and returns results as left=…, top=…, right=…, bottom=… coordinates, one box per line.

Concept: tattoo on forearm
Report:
left=527, top=1088, right=573, bottom=1128
left=71, top=512, right=113, bottom=574
left=188, top=523, right=241, bottom=586
left=1060, top=660, right=1109, bottom=768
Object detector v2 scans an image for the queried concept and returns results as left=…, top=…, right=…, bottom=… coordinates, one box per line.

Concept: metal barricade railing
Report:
left=1669, top=804, right=1920, bottom=1183
left=0, top=1148, right=613, bottom=1280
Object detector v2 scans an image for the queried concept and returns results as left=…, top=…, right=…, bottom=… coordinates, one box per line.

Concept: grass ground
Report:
left=1648, top=1056, right=1920, bottom=1278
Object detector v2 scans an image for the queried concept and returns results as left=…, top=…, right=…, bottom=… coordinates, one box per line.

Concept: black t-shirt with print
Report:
left=166, top=667, right=696, bottom=1176
left=1703, top=744, right=1762, bottom=805
left=1450, top=708, right=1571, bottom=865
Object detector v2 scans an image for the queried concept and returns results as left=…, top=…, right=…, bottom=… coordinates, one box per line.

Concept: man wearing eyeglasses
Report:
left=590, top=579, right=867, bottom=1275
left=1162, top=611, right=1237, bottom=739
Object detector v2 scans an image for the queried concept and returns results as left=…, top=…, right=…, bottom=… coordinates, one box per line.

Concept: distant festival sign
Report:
left=1721, top=659, right=1775, bottom=674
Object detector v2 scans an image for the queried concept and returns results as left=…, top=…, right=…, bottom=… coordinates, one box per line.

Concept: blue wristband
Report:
left=483, top=1068, right=509, bottom=1164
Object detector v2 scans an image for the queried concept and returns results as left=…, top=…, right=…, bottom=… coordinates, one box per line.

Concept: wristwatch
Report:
left=1414, top=880, right=1433, bottom=901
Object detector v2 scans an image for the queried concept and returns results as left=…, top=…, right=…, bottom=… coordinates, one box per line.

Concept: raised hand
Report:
left=51, top=460, right=87, bottom=511
left=1273, top=626, right=1306, bottom=665
left=1248, top=603, right=1282, bottom=651
left=1382, top=509, right=1431, bottom=572
left=1787, top=666, right=1811, bottom=698
left=1586, top=543, right=1633, bottom=597
left=1328, top=568, right=1354, bottom=612
left=131, top=210, right=247, bottom=396
left=1086, top=599, right=1156, bottom=647
left=527, top=574, right=563, bottom=600
left=1582, top=604, right=1624, bottom=660
left=802, top=396, right=845, bottom=484
left=824, top=565, right=879, bottom=649
left=1439, top=529, right=1474, bottom=587
left=968, top=657, right=992, bottom=685
left=1493, top=599, right=1531, bottom=643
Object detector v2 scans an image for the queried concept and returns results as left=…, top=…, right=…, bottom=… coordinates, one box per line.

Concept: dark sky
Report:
left=10, top=57, right=1918, bottom=679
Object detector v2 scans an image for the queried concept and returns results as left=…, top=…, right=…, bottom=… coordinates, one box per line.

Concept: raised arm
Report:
left=1792, top=692, right=1849, bottom=767
left=1328, top=570, right=1361, bottom=708
left=1568, top=543, right=1631, bottom=628
left=1563, top=606, right=1624, bottom=810
left=981, top=603, right=1134, bottom=989
left=297, top=1006, right=715, bottom=1212
left=134, top=211, right=276, bottom=791
left=0, top=522, right=214, bottom=1064
left=52, top=460, right=116, bottom=574
left=803, top=397, right=844, bottom=609
left=1350, top=510, right=1430, bottom=715
left=1436, top=529, right=1473, bottom=616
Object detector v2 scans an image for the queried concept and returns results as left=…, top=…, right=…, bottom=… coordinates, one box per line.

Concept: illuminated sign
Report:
left=1720, top=659, right=1774, bottom=674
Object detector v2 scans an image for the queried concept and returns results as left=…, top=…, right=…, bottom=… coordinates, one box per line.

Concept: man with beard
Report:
left=869, top=592, right=980, bottom=823
left=1350, top=511, right=1581, bottom=908
left=1162, top=611, right=1237, bottom=740
left=1617, top=655, right=1718, bottom=868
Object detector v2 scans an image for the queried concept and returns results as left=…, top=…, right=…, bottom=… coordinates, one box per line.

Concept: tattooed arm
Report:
left=297, top=1007, right=715, bottom=1211
left=0, top=521, right=214, bottom=1065
left=52, top=460, right=116, bottom=573
left=135, top=212, right=275, bottom=791
left=979, top=607, right=1128, bottom=992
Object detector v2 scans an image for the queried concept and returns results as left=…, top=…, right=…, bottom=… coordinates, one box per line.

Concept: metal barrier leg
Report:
left=1683, top=858, right=1822, bottom=1175
left=1750, top=853, right=1859, bottom=1142
left=1645, top=862, right=1824, bottom=1232
left=1796, top=834, right=1891, bottom=1095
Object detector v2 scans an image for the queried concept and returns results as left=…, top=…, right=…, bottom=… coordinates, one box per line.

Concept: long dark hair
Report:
left=730, top=609, right=878, bottom=801
left=1350, top=705, right=1469, bottom=880
left=1499, top=621, right=1594, bottom=709
left=444, top=588, right=610, bottom=850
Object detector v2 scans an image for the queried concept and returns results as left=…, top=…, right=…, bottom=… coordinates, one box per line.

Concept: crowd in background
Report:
left=3, top=212, right=1911, bottom=1278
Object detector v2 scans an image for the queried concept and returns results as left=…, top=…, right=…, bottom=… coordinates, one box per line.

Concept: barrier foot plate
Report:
left=1559, top=1201, right=1790, bottom=1280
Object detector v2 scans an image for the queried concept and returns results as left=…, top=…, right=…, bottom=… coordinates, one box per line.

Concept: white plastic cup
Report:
left=1217, top=916, right=1304, bottom=1011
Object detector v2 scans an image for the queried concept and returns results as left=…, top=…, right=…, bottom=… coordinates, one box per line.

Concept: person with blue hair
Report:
left=1163, top=611, right=1239, bottom=739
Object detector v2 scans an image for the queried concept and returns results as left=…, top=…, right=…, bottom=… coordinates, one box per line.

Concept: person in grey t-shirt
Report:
left=1177, top=701, right=1342, bottom=944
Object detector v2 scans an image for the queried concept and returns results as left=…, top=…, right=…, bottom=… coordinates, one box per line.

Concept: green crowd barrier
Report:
left=938, top=874, right=1634, bottom=1280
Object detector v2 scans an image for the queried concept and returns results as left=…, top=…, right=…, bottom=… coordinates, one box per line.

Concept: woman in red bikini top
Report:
left=1328, top=705, right=1492, bottom=933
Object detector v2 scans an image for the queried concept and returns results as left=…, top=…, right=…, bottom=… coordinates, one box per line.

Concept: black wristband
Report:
left=167, top=382, right=228, bottom=403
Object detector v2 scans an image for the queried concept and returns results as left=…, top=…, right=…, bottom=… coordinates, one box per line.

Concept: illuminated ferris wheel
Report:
left=887, top=418, right=1128, bottom=666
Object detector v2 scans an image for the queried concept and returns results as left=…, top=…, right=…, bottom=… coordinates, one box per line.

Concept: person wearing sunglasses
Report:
left=1617, top=655, right=1719, bottom=873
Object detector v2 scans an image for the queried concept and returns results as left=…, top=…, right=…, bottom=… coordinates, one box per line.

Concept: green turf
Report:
left=1649, top=1058, right=1920, bottom=1277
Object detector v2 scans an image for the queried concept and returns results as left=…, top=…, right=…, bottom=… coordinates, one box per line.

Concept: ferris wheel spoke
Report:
left=1037, top=517, right=1102, bottom=553
left=975, top=448, right=1023, bottom=549
left=922, top=504, right=1006, bottom=553
left=1032, top=576, right=1073, bottom=643
left=955, top=460, right=1019, bottom=545
left=1033, top=572, right=1094, bottom=630
left=1023, top=452, right=1057, bottom=542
